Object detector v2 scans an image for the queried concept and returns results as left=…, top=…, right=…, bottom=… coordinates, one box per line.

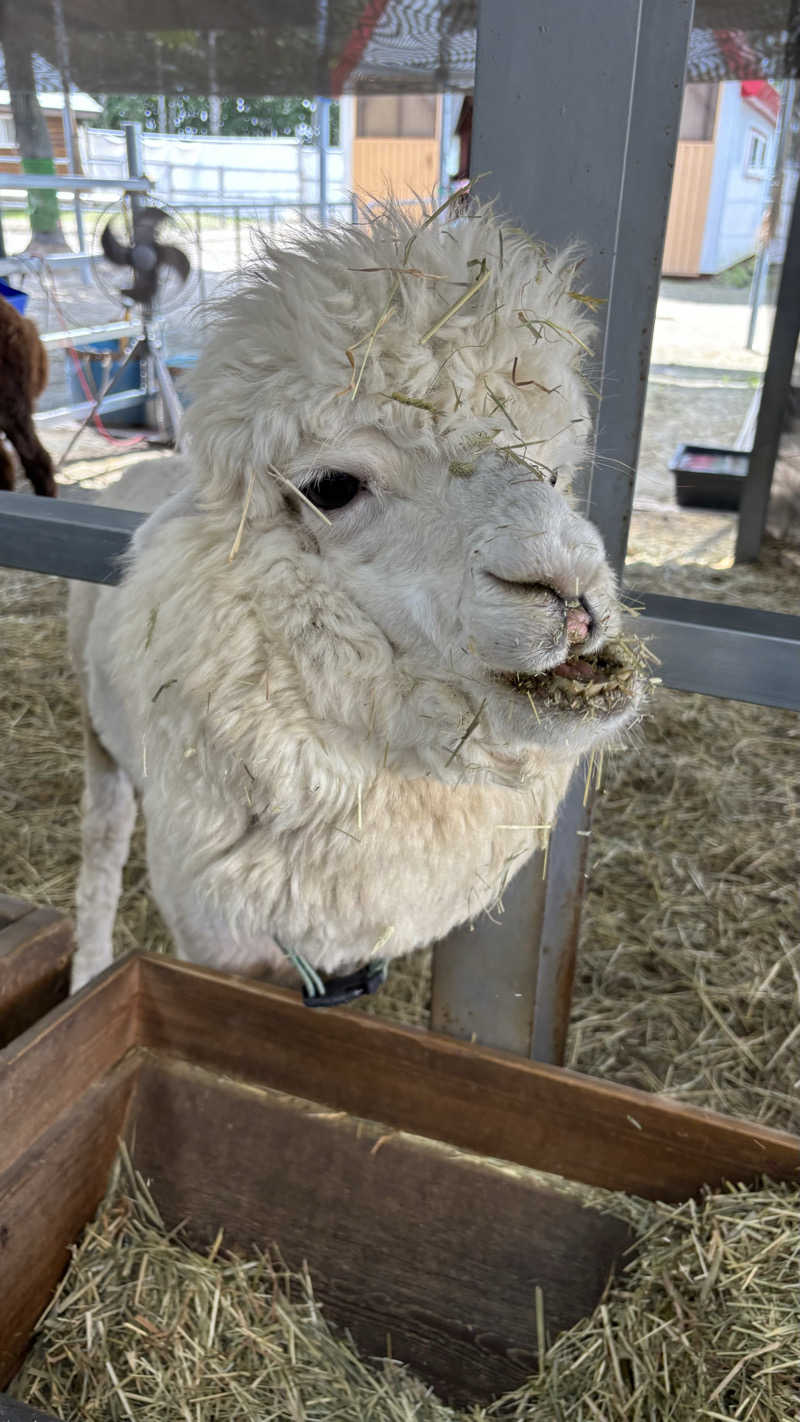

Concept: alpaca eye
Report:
left=302, top=470, right=363, bottom=511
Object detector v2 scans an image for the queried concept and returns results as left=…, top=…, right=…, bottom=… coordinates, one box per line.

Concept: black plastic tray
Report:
left=670, top=444, right=749, bottom=511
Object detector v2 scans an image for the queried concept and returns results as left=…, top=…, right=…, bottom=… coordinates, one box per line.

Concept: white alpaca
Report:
left=69, top=201, right=642, bottom=993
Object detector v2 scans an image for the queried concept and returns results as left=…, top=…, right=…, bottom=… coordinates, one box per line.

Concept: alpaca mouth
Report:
left=495, top=638, right=648, bottom=716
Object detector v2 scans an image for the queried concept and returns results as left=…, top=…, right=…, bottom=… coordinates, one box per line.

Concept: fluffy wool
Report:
left=69, top=199, right=640, bottom=991
left=0, top=297, right=55, bottom=497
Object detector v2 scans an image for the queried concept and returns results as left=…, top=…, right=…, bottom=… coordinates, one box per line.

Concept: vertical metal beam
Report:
left=52, top=0, right=88, bottom=279
left=317, top=98, right=331, bottom=225
left=123, top=122, right=145, bottom=216
left=747, top=79, right=796, bottom=352
left=431, top=0, right=694, bottom=1059
left=735, top=170, right=800, bottom=562
left=587, top=0, right=695, bottom=570
left=438, top=92, right=457, bottom=199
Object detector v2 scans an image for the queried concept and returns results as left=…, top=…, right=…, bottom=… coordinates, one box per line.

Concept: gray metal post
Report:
left=747, top=80, right=796, bottom=352
left=735, top=170, right=800, bottom=562
left=431, top=0, right=695, bottom=1060
left=317, top=97, right=331, bottom=225
left=52, top=0, right=88, bottom=279
left=438, top=92, right=457, bottom=199
left=123, top=121, right=145, bottom=216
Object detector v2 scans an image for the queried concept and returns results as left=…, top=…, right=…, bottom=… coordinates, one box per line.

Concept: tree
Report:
left=99, top=94, right=339, bottom=144
left=0, top=26, right=67, bottom=252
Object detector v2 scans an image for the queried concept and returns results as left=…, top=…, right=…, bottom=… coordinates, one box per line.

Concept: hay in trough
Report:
left=13, top=1147, right=800, bottom=1422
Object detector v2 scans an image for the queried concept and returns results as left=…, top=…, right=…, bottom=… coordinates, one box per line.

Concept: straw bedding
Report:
left=12, top=1149, right=800, bottom=1421
left=2, top=534, right=799, bottom=1422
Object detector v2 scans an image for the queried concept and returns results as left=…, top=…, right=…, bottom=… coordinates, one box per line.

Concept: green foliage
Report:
left=99, top=94, right=151, bottom=130
left=715, top=256, right=756, bottom=289
left=97, top=95, right=339, bottom=145
left=21, top=156, right=60, bottom=234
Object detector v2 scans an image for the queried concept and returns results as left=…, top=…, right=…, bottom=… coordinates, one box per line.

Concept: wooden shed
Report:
left=349, top=93, right=442, bottom=211
left=0, top=91, right=101, bottom=176
left=662, top=79, right=779, bottom=277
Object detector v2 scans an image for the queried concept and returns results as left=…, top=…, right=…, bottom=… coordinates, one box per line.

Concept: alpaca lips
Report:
left=499, top=641, right=641, bottom=712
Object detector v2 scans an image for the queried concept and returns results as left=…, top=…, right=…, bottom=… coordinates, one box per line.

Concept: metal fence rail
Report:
left=2, top=492, right=798, bottom=712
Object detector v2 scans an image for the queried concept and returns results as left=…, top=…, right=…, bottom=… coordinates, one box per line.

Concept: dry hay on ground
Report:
left=13, top=1149, right=800, bottom=1422
left=1, top=544, right=799, bottom=1128
left=0, top=569, right=171, bottom=959
left=570, top=686, right=799, bottom=1131
left=626, top=529, right=800, bottom=611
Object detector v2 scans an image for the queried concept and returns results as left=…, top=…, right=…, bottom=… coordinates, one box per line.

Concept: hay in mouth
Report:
left=498, top=636, right=652, bottom=715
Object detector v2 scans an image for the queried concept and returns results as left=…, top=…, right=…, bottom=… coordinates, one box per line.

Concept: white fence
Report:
left=81, top=128, right=349, bottom=210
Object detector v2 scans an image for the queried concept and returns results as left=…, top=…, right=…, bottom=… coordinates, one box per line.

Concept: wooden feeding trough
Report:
left=1, top=953, right=799, bottom=1417
left=0, top=897, right=74, bottom=1050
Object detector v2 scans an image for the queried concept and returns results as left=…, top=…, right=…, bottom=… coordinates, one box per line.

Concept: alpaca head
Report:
left=183, top=200, right=643, bottom=783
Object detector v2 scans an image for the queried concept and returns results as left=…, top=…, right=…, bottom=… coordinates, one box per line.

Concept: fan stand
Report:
left=57, top=304, right=187, bottom=470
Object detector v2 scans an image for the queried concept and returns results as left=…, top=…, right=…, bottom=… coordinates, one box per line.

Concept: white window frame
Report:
left=0, top=115, right=16, bottom=147
left=745, top=127, right=769, bottom=178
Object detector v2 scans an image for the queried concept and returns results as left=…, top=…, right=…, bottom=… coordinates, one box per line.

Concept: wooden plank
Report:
left=0, top=898, right=37, bottom=930
left=130, top=1055, right=632, bottom=1405
left=0, top=1056, right=138, bottom=1388
left=352, top=136, right=438, bottom=215
left=138, top=955, right=800, bottom=1202
left=0, top=909, right=74, bottom=1050
left=0, top=956, right=140, bottom=1174
left=0, top=1398, right=62, bottom=1422
left=661, top=140, right=716, bottom=277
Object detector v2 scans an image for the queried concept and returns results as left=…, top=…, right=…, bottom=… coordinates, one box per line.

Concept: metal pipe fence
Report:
left=0, top=181, right=373, bottom=430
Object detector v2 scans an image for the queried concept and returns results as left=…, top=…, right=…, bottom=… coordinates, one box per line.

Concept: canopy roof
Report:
left=0, top=87, right=101, bottom=114
left=3, top=0, right=799, bottom=98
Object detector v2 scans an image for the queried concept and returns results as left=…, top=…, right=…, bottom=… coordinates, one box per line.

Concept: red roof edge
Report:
left=741, top=80, right=780, bottom=123
left=330, top=0, right=391, bottom=98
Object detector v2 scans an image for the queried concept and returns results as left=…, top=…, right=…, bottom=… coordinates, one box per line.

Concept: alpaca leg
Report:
left=4, top=412, right=56, bottom=497
left=0, top=439, right=15, bottom=491
left=71, top=717, right=137, bottom=991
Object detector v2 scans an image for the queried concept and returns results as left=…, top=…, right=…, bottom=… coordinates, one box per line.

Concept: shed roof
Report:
left=0, top=89, right=102, bottom=116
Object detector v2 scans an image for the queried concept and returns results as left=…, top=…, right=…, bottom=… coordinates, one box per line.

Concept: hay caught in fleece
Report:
left=0, top=547, right=798, bottom=1127
left=13, top=1149, right=800, bottom=1422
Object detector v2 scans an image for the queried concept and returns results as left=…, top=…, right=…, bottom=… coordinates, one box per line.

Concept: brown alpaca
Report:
left=0, top=298, right=56, bottom=497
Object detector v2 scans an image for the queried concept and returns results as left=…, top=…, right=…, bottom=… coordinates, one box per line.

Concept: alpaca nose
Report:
left=483, top=574, right=597, bottom=641
left=565, top=599, right=593, bottom=644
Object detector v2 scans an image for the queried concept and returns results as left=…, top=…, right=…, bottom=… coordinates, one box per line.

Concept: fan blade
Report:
left=153, top=243, right=191, bottom=285
left=101, top=221, right=134, bottom=268
left=132, top=206, right=169, bottom=244
left=122, top=266, right=160, bottom=306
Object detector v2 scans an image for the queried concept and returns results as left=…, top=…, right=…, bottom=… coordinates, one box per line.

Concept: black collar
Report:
left=302, top=960, right=387, bottom=1008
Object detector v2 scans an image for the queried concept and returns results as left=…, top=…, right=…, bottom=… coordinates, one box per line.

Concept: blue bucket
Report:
left=65, top=339, right=147, bottom=428
left=0, top=280, right=29, bottom=316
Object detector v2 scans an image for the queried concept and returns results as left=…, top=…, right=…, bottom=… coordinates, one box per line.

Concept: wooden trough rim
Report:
left=1, top=951, right=798, bottom=1202
left=0, top=897, right=73, bottom=1014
